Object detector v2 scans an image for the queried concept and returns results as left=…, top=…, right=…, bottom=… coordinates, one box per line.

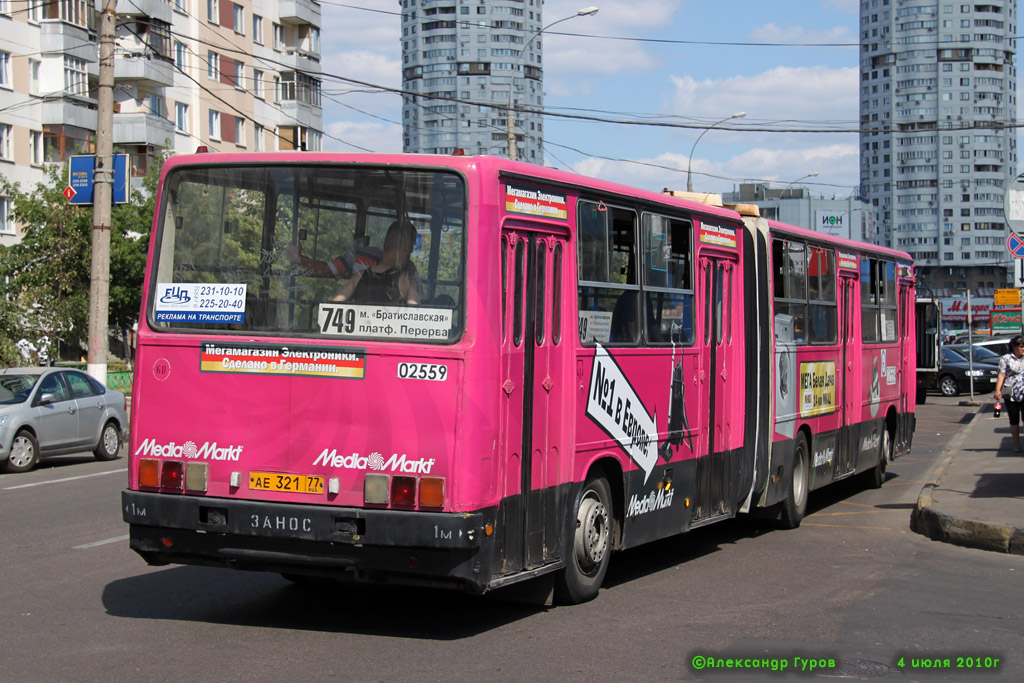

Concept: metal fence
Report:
left=54, top=363, right=133, bottom=395
left=107, top=372, right=133, bottom=394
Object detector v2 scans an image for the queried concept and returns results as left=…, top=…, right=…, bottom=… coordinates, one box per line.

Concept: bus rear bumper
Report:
left=122, top=490, right=494, bottom=592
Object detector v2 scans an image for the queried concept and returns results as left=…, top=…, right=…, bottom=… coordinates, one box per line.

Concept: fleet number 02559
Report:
left=397, top=362, right=448, bottom=381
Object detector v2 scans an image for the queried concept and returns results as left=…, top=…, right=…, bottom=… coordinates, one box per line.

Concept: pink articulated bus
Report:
left=123, top=153, right=919, bottom=603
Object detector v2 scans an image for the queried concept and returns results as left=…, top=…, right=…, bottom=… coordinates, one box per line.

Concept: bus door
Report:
left=693, top=254, right=737, bottom=522
left=837, top=274, right=859, bottom=476
left=500, top=227, right=570, bottom=574
left=896, top=278, right=916, bottom=451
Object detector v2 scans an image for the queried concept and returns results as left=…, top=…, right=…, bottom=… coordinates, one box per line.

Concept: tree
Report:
left=0, top=154, right=165, bottom=365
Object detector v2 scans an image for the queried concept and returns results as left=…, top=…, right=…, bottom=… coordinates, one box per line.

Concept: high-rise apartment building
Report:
left=860, top=1, right=1017, bottom=296
left=400, top=0, right=544, bottom=161
left=0, top=0, right=323, bottom=245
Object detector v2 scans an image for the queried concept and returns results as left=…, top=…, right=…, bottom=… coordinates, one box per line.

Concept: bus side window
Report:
left=578, top=200, right=639, bottom=345
left=807, top=247, right=837, bottom=344
left=860, top=257, right=897, bottom=343
left=772, top=238, right=808, bottom=345
left=642, top=213, right=694, bottom=345
left=513, top=239, right=525, bottom=346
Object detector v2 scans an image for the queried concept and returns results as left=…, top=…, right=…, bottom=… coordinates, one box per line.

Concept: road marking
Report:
left=835, top=500, right=879, bottom=510
left=809, top=510, right=884, bottom=517
left=802, top=523, right=896, bottom=530
left=2, top=468, right=126, bottom=490
left=74, top=534, right=129, bottom=550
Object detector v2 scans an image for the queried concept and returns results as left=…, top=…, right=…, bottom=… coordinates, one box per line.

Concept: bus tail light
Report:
left=185, top=463, right=208, bottom=492
left=419, top=477, right=445, bottom=508
left=391, top=476, right=417, bottom=507
left=161, top=461, right=184, bottom=490
left=364, top=474, right=389, bottom=505
left=139, top=459, right=160, bottom=487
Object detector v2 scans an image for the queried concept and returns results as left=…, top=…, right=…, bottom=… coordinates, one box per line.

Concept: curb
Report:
left=912, top=408, right=1024, bottom=555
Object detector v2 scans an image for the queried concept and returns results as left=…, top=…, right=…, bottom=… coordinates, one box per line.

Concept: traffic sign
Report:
left=1007, top=232, right=1024, bottom=258
left=1016, top=258, right=1024, bottom=287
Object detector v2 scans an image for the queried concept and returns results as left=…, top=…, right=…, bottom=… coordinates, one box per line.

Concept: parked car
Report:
left=946, top=343, right=1003, bottom=367
left=935, top=347, right=1000, bottom=397
left=972, top=336, right=1015, bottom=359
left=0, top=367, right=128, bottom=473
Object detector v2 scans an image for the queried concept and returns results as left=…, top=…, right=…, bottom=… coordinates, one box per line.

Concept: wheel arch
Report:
left=11, top=423, right=38, bottom=443
left=584, top=456, right=624, bottom=551
left=885, top=406, right=898, bottom=461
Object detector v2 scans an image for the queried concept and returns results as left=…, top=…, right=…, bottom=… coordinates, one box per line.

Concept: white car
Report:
left=0, top=367, right=128, bottom=473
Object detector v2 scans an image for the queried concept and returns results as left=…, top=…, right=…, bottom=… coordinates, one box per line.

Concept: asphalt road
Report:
left=2, top=396, right=1021, bottom=682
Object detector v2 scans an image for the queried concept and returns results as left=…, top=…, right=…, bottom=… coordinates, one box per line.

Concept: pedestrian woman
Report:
left=993, top=335, right=1024, bottom=452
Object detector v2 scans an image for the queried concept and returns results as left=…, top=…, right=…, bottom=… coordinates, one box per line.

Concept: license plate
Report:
left=249, top=471, right=324, bottom=495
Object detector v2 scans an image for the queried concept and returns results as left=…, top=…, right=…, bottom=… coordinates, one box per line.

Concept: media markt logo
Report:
left=626, top=487, right=675, bottom=518
left=135, top=438, right=243, bottom=461
left=312, top=449, right=436, bottom=474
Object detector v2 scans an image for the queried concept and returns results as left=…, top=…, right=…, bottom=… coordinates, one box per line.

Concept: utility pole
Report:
left=88, top=0, right=117, bottom=386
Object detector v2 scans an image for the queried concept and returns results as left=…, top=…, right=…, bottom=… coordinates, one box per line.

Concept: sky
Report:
left=317, top=0, right=867, bottom=199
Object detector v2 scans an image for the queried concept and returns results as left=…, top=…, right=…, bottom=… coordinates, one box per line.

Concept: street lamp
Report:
left=685, top=112, right=745, bottom=192
left=775, top=172, right=819, bottom=221
left=507, top=6, right=599, bottom=160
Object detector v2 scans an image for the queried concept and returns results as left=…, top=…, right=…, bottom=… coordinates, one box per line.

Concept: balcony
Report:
left=40, top=22, right=96, bottom=62
left=86, top=55, right=174, bottom=88
left=102, top=0, right=172, bottom=22
left=279, top=0, right=321, bottom=27
left=112, top=112, right=176, bottom=147
left=278, top=49, right=319, bottom=73
left=279, top=100, right=321, bottom=129
left=41, top=97, right=97, bottom=129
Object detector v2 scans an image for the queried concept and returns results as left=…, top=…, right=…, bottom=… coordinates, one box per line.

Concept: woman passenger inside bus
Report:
left=333, top=220, right=421, bottom=306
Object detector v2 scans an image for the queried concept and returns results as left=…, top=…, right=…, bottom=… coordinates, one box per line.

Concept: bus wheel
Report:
left=861, top=427, right=891, bottom=490
left=779, top=434, right=809, bottom=529
left=555, top=475, right=612, bottom=604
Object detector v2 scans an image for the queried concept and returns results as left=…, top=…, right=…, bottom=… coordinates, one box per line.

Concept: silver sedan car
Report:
left=0, top=367, right=128, bottom=473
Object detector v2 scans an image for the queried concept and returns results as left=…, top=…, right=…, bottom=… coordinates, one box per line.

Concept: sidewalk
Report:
left=913, top=403, right=1024, bottom=555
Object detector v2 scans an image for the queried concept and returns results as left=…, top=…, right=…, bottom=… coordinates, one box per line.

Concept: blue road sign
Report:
left=1008, top=232, right=1024, bottom=258
left=68, top=154, right=129, bottom=205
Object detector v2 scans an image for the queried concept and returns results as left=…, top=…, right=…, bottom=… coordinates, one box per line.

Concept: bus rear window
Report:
left=152, top=165, right=466, bottom=343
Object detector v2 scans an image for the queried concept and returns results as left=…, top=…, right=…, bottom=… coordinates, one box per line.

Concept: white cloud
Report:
left=322, top=4, right=401, bottom=51
left=323, top=49, right=401, bottom=93
left=668, top=65, right=858, bottom=122
left=820, top=0, right=859, bottom=13
left=323, top=120, right=403, bottom=154
left=664, top=65, right=859, bottom=162
left=539, top=0, right=677, bottom=76
left=748, top=22, right=856, bottom=45
left=545, top=0, right=683, bottom=29
left=565, top=142, right=860, bottom=198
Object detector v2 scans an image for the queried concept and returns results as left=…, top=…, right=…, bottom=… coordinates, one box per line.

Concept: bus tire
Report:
left=779, top=434, right=809, bottom=529
left=93, top=420, right=121, bottom=461
left=861, top=427, right=890, bottom=490
left=555, top=474, right=612, bottom=604
left=4, top=430, right=39, bottom=474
